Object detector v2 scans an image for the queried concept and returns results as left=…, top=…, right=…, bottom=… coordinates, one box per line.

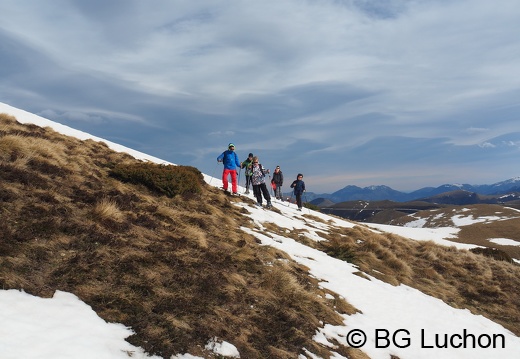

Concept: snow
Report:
left=403, top=217, right=428, bottom=228
left=204, top=338, right=240, bottom=358
left=488, top=238, right=520, bottom=247
left=364, top=223, right=473, bottom=249
left=451, top=214, right=503, bottom=226
left=403, top=209, right=519, bottom=229
left=0, top=290, right=160, bottom=359
left=2, top=101, right=520, bottom=358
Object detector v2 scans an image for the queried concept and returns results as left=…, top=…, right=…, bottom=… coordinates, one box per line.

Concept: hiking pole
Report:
left=303, top=192, right=311, bottom=213
left=282, top=191, right=290, bottom=207
left=268, top=174, right=274, bottom=197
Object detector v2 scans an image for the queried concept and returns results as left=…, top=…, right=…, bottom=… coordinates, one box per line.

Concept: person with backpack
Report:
left=216, top=143, right=241, bottom=195
left=241, top=153, right=254, bottom=194
left=251, top=156, right=272, bottom=208
left=290, top=173, right=306, bottom=211
left=271, top=165, right=284, bottom=201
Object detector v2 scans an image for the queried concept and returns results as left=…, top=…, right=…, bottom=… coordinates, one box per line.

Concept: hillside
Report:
left=385, top=204, right=520, bottom=261
left=319, top=200, right=442, bottom=223
left=2, top=113, right=520, bottom=358
left=0, top=114, right=349, bottom=358
left=317, top=192, right=520, bottom=228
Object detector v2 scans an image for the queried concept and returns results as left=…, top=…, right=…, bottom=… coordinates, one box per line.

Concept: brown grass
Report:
left=316, top=225, right=520, bottom=335
left=274, top=218, right=520, bottom=334
left=92, top=198, right=126, bottom=222
left=457, top=217, right=520, bottom=259
left=393, top=204, right=520, bottom=260
left=2, top=115, right=520, bottom=358
left=0, top=115, right=351, bottom=358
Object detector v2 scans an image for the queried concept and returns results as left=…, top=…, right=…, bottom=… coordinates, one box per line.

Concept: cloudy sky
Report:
left=1, top=0, right=519, bottom=193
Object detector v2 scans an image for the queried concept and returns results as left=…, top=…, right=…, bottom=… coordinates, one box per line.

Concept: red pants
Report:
left=222, top=169, right=238, bottom=193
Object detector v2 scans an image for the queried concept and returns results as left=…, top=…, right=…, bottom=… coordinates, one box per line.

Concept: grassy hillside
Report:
left=0, top=114, right=355, bottom=358
left=1, top=114, right=520, bottom=358
left=390, top=205, right=520, bottom=260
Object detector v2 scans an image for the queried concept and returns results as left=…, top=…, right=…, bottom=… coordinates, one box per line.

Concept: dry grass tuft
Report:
left=92, top=198, right=125, bottom=222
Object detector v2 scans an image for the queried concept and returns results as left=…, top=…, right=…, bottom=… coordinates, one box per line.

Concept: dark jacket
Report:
left=272, top=170, right=284, bottom=186
left=290, top=179, right=305, bottom=195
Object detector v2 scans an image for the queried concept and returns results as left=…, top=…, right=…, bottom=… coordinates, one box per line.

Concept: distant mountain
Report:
left=416, top=190, right=481, bottom=205
left=479, top=177, right=520, bottom=194
left=302, top=177, right=520, bottom=203
left=406, top=184, right=476, bottom=200
left=309, top=198, right=335, bottom=207
left=318, top=189, right=520, bottom=223
left=329, top=185, right=405, bottom=202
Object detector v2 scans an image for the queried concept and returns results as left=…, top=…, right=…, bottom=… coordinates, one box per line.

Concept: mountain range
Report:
left=304, top=177, right=520, bottom=203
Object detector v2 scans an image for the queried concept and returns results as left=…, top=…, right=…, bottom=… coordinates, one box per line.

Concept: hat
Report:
left=228, top=143, right=235, bottom=148
left=297, top=173, right=303, bottom=178
left=276, top=165, right=280, bottom=169
left=248, top=153, right=253, bottom=157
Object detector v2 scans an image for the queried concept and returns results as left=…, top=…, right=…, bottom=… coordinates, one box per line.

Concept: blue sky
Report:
left=1, top=0, right=519, bottom=193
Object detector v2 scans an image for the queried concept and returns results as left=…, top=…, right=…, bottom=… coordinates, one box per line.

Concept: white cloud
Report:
left=479, top=142, right=496, bottom=148
left=1, top=0, right=520, bottom=192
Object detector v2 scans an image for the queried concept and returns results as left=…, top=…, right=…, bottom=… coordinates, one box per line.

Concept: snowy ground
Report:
left=2, top=102, right=520, bottom=358
left=380, top=206, right=520, bottom=265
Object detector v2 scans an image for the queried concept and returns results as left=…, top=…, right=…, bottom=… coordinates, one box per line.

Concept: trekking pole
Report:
left=238, top=167, right=242, bottom=191
left=268, top=174, right=274, bottom=196
left=282, top=191, right=291, bottom=207
left=303, top=192, right=311, bottom=213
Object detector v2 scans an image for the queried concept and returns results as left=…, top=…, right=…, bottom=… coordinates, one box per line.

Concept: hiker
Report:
left=290, top=173, right=306, bottom=211
left=241, top=153, right=254, bottom=194
left=251, top=156, right=272, bottom=208
left=271, top=165, right=284, bottom=201
left=216, top=143, right=240, bottom=194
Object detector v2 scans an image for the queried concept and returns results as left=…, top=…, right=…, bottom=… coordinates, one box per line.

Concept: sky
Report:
left=1, top=0, right=520, bottom=193
left=2, top=102, right=520, bottom=359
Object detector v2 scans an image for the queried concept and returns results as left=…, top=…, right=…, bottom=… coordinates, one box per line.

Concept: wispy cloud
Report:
left=1, top=0, right=519, bottom=192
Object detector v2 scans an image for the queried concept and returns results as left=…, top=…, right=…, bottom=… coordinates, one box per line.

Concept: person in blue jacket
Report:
left=290, top=173, right=306, bottom=211
left=217, top=143, right=241, bottom=194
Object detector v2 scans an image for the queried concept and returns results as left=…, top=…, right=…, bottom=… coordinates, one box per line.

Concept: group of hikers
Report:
left=217, top=143, right=306, bottom=210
